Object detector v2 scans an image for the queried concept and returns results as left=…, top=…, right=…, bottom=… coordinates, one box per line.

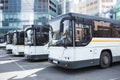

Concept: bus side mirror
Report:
left=60, top=23, right=64, bottom=33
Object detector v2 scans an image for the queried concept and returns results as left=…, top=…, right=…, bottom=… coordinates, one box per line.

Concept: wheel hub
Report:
left=103, top=56, right=109, bottom=65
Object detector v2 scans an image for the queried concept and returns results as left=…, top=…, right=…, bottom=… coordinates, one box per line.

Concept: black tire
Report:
left=100, top=51, right=111, bottom=69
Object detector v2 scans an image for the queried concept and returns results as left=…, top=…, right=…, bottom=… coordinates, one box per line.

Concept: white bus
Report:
left=0, top=36, right=6, bottom=48
left=6, top=31, right=14, bottom=54
left=48, top=13, right=120, bottom=69
left=12, top=30, right=25, bottom=56
left=24, top=25, right=50, bottom=60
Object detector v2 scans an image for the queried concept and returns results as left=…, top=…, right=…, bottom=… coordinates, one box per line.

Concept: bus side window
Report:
left=19, top=32, right=24, bottom=44
left=75, top=22, right=91, bottom=46
left=116, top=27, right=120, bottom=37
left=113, top=27, right=120, bottom=38
left=94, top=26, right=111, bottom=37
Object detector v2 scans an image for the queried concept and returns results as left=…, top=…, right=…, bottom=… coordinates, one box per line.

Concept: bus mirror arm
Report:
left=48, top=43, right=50, bottom=47
left=62, top=38, right=68, bottom=49
left=60, top=23, right=64, bottom=33
left=48, top=40, right=52, bottom=48
left=63, top=44, right=67, bottom=48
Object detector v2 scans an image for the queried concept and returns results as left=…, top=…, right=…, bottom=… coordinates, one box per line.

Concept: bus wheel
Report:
left=100, top=51, right=111, bottom=69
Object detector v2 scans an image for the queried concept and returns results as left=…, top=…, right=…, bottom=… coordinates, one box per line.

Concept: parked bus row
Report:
left=5, top=25, right=50, bottom=60
left=0, top=13, right=120, bottom=69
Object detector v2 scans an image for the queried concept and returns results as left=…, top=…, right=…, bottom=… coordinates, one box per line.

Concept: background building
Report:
left=79, top=0, right=117, bottom=17
left=2, top=0, right=21, bottom=28
left=0, top=0, right=119, bottom=36
left=58, top=0, right=80, bottom=14
left=115, top=0, right=120, bottom=20
left=0, top=0, right=21, bottom=36
left=59, top=0, right=117, bottom=18
left=0, top=0, right=59, bottom=36
left=21, top=0, right=34, bottom=27
left=34, top=0, right=58, bottom=25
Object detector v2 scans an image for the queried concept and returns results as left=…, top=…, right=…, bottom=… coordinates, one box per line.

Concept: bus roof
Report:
left=49, top=13, right=120, bottom=25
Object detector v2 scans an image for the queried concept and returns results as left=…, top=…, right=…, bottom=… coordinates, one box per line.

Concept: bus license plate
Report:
left=53, top=60, right=58, bottom=64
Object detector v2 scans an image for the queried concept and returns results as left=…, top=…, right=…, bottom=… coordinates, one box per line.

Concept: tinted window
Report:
left=35, top=27, right=49, bottom=46
left=112, top=26, right=120, bottom=38
left=19, top=32, right=24, bottom=45
left=75, top=21, right=92, bottom=46
left=93, top=21, right=111, bottom=37
left=94, top=26, right=111, bottom=37
left=93, top=21, right=120, bottom=38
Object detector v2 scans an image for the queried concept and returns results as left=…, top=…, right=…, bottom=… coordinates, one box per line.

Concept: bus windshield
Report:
left=6, top=33, right=13, bottom=44
left=36, top=28, right=49, bottom=46
left=25, top=27, right=49, bottom=46
left=25, top=29, right=33, bottom=45
left=13, top=33, right=17, bottom=45
left=13, top=31, right=24, bottom=45
left=49, top=19, right=73, bottom=46
left=49, top=17, right=92, bottom=47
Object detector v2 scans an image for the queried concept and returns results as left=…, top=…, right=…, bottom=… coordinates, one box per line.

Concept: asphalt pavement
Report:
left=0, top=49, right=120, bottom=80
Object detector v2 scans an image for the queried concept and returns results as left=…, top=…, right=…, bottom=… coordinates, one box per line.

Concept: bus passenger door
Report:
left=74, top=18, right=93, bottom=61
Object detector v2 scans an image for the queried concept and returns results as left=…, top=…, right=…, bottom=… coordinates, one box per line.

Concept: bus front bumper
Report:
left=19, top=52, right=24, bottom=56
left=25, top=54, right=48, bottom=60
left=48, top=58, right=78, bottom=69
left=6, top=49, right=12, bottom=54
left=48, top=58, right=99, bottom=69
left=12, top=51, right=24, bottom=56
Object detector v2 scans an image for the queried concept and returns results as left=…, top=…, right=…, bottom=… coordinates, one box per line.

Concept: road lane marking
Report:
left=109, top=77, right=120, bottom=80
left=0, top=60, right=19, bottom=65
left=0, top=51, right=47, bottom=80
left=0, top=68, right=45, bottom=80
left=0, top=55, right=7, bottom=58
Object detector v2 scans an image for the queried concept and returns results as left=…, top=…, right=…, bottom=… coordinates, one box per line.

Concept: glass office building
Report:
left=21, top=0, right=34, bottom=27
left=2, top=0, right=21, bottom=28
left=0, top=0, right=58, bottom=36
left=0, top=0, right=21, bottom=36
left=58, top=0, right=81, bottom=15
left=115, top=0, right=120, bottom=20
left=34, top=0, right=58, bottom=25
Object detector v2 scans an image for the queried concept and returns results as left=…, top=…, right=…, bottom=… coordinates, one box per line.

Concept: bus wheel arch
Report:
left=99, top=49, right=112, bottom=68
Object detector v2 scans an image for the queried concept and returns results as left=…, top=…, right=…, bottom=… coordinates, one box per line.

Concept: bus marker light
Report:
left=53, top=60, right=58, bottom=64
left=65, top=64, right=68, bottom=67
left=90, top=61, right=94, bottom=64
